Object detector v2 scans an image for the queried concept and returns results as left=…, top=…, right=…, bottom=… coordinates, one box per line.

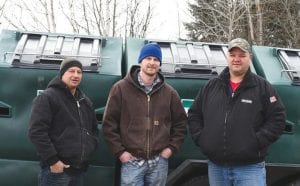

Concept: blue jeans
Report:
left=121, top=155, right=168, bottom=186
left=208, top=161, right=266, bottom=186
left=38, top=167, right=83, bottom=186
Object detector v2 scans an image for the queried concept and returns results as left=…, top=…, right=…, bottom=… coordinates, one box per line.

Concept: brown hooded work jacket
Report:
left=103, top=65, right=187, bottom=159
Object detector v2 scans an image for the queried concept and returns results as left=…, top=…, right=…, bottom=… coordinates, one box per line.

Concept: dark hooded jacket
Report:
left=188, top=67, right=286, bottom=166
left=28, top=76, right=99, bottom=174
left=102, top=65, right=187, bottom=159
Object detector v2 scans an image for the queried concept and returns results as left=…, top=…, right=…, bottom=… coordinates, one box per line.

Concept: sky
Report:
left=147, top=0, right=192, bottom=40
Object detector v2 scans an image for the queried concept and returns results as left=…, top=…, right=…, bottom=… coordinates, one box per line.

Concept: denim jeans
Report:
left=121, top=155, right=168, bottom=186
left=208, top=161, right=266, bottom=186
left=38, top=167, right=84, bottom=186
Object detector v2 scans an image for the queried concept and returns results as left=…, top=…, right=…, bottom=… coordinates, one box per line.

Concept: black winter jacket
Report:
left=188, top=67, right=286, bottom=166
left=28, top=76, right=99, bottom=173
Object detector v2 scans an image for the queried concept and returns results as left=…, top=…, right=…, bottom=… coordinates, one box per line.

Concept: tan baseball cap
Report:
left=228, top=38, right=251, bottom=53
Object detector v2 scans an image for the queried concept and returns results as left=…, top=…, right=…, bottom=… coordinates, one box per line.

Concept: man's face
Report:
left=140, top=56, right=160, bottom=77
left=227, top=47, right=252, bottom=77
left=61, top=66, right=82, bottom=91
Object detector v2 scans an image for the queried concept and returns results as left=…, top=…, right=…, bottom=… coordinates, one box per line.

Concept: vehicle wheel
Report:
left=273, top=176, right=300, bottom=186
left=285, top=178, right=300, bottom=186
left=181, top=175, right=209, bottom=186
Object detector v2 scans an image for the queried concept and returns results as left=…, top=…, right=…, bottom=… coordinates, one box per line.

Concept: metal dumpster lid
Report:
left=149, top=41, right=228, bottom=79
left=7, top=32, right=103, bottom=72
left=276, top=48, right=300, bottom=85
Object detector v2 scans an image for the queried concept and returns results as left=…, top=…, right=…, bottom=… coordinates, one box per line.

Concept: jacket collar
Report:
left=124, top=65, right=165, bottom=94
left=126, top=65, right=164, bottom=85
left=47, top=76, right=83, bottom=99
left=219, top=67, right=256, bottom=89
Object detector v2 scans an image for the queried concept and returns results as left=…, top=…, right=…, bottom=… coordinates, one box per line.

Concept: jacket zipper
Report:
left=224, top=111, right=228, bottom=158
left=224, top=112, right=228, bottom=123
left=146, top=95, right=151, bottom=159
left=225, top=92, right=235, bottom=123
left=223, top=92, right=234, bottom=159
left=76, top=97, right=86, bottom=165
left=224, top=92, right=235, bottom=123
left=230, top=88, right=262, bottom=160
left=76, top=100, right=80, bottom=114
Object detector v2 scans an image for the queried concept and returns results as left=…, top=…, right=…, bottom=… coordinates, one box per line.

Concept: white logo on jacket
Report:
left=241, top=99, right=253, bottom=104
left=270, top=96, right=277, bottom=103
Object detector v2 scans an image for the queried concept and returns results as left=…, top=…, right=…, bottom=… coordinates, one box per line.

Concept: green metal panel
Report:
left=0, top=160, right=115, bottom=186
left=252, top=46, right=290, bottom=83
left=252, top=45, right=300, bottom=165
left=0, top=160, right=40, bottom=186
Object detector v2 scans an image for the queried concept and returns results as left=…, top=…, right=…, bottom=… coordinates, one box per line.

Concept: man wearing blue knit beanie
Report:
left=138, top=43, right=162, bottom=66
left=103, top=43, right=187, bottom=185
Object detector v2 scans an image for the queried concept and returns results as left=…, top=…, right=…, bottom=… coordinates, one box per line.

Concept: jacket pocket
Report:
left=122, top=117, right=146, bottom=149
left=152, top=120, right=170, bottom=150
left=54, top=127, right=81, bottom=154
left=84, top=130, right=99, bottom=159
left=229, top=129, right=261, bottom=162
left=198, top=129, right=220, bottom=159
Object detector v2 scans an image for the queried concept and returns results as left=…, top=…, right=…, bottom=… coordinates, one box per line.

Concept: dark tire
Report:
left=272, top=176, right=300, bottom=186
left=180, top=175, right=209, bottom=186
left=285, top=178, right=300, bottom=186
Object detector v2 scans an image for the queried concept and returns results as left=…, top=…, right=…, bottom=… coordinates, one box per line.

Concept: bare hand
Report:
left=160, top=148, right=172, bottom=159
left=50, top=160, right=70, bottom=173
left=119, top=151, right=135, bottom=163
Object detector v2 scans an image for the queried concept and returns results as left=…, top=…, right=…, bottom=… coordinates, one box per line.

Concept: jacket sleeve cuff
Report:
left=46, top=155, right=60, bottom=166
left=116, top=150, right=125, bottom=158
left=168, top=145, right=177, bottom=154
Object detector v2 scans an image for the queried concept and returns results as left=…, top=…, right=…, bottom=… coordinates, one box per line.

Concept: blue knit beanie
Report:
left=138, top=43, right=162, bottom=66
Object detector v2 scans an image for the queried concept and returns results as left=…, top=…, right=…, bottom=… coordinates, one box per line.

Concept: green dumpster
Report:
left=0, top=30, right=123, bottom=186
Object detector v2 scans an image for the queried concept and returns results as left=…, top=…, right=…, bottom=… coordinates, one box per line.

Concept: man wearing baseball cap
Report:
left=188, top=38, right=286, bottom=185
left=103, top=43, right=187, bottom=185
left=29, top=58, right=99, bottom=186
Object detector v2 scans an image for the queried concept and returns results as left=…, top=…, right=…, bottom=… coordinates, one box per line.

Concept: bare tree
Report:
left=2, top=0, right=56, bottom=32
left=255, top=0, right=263, bottom=44
left=185, top=0, right=300, bottom=47
left=58, top=0, right=152, bottom=37
left=261, top=0, right=300, bottom=47
left=59, top=0, right=81, bottom=33
left=279, top=0, right=300, bottom=47
left=40, top=0, right=56, bottom=32
left=0, top=0, right=8, bottom=19
left=122, top=0, right=153, bottom=38
left=1, top=0, right=154, bottom=38
left=185, top=0, right=248, bottom=42
left=244, top=0, right=255, bottom=42
left=112, top=0, right=117, bottom=36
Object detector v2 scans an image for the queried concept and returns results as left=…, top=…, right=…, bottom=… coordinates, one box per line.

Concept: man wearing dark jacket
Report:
left=188, top=38, right=286, bottom=186
left=28, top=58, right=99, bottom=186
left=103, top=43, right=187, bottom=185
